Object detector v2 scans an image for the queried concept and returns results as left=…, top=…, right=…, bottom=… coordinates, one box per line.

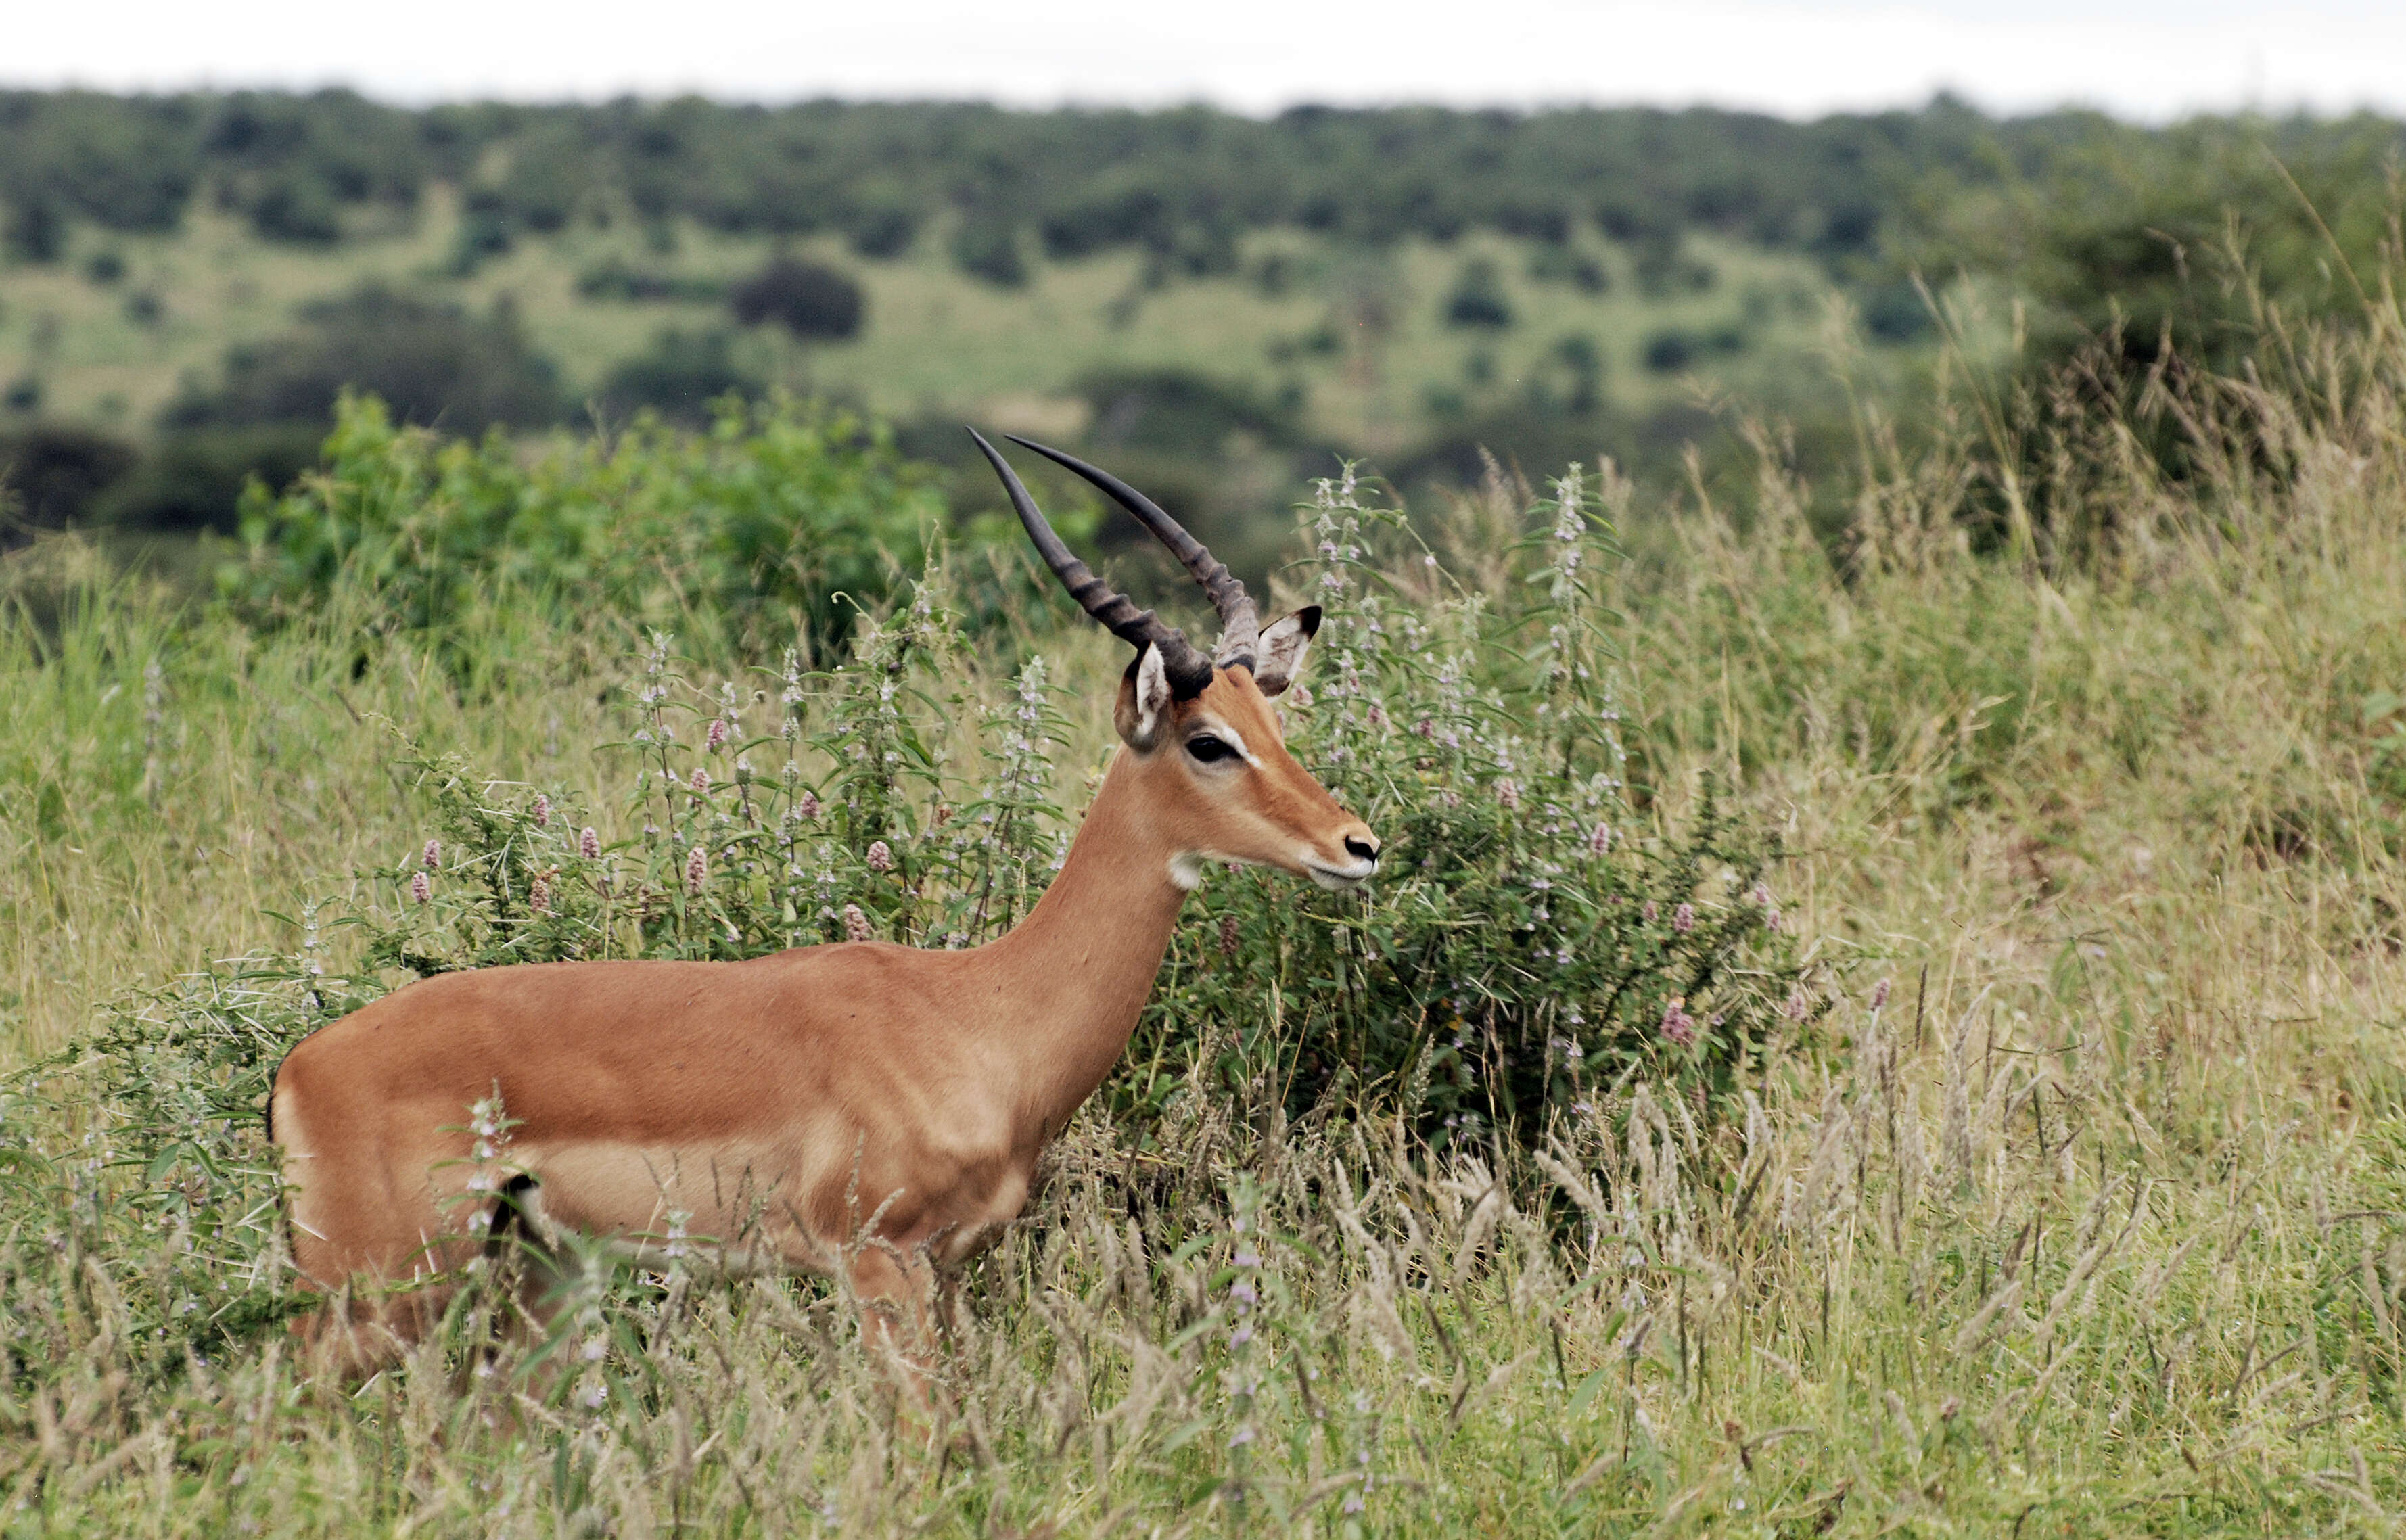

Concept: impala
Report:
left=270, top=432, right=1380, bottom=1391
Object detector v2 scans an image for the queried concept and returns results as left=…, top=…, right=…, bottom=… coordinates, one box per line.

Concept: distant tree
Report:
left=0, top=424, right=137, bottom=538
left=950, top=220, right=1028, bottom=289
left=576, top=258, right=726, bottom=304
left=1858, top=281, right=1933, bottom=344
left=168, top=285, right=562, bottom=431
left=1526, top=244, right=1608, bottom=293
left=730, top=257, right=866, bottom=340
left=446, top=191, right=515, bottom=277
left=1077, top=367, right=1301, bottom=454
left=1443, top=258, right=1514, bottom=330
left=1642, top=325, right=1745, bottom=373
left=597, top=329, right=763, bottom=426
left=247, top=173, right=342, bottom=245
left=87, top=425, right=322, bottom=533
left=1549, top=333, right=1604, bottom=413
left=3, top=196, right=64, bottom=262
left=845, top=204, right=919, bottom=260
left=1633, top=233, right=1716, bottom=296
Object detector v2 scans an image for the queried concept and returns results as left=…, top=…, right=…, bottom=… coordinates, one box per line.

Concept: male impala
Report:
left=270, top=432, right=1380, bottom=1388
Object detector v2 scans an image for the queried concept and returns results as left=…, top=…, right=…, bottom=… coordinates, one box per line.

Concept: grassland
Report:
left=1, top=294, right=2403, bottom=1537
left=0, top=185, right=1876, bottom=455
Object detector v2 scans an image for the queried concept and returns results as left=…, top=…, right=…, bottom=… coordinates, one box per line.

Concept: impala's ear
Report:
left=1251, top=606, right=1321, bottom=697
left=1114, top=643, right=1175, bottom=749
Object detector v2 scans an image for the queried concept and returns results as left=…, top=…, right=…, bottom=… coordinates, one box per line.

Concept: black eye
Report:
left=1186, top=734, right=1236, bottom=764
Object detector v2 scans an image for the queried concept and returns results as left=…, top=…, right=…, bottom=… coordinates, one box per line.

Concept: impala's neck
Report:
left=984, top=748, right=1189, bottom=1136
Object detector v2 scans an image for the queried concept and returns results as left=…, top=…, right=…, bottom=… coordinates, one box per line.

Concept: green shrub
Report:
left=221, top=392, right=954, bottom=655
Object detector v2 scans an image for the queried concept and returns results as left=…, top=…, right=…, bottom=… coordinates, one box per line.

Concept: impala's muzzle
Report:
left=1303, top=829, right=1381, bottom=890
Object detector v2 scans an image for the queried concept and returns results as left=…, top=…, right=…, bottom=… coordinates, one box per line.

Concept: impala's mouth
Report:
left=1303, top=857, right=1378, bottom=891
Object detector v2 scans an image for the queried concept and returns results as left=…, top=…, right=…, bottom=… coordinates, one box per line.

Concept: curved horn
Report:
left=1002, top=436, right=1261, bottom=670
left=967, top=429, right=1215, bottom=696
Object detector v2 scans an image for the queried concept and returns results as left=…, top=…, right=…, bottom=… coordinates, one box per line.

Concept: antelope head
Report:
left=969, top=431, right=1382, bottom=893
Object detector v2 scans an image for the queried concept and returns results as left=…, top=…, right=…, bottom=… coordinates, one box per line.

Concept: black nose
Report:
left=1344, top=835, right=1380, bottom=865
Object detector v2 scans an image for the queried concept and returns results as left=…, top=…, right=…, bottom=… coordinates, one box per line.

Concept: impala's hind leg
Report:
left=275, top=1084, right=473, bottom=1382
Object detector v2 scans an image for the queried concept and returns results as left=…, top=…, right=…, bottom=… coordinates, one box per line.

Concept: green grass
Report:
left=2, top=300, right=2403, bottom=1535
left=0, top=187, right=1880, bottom=454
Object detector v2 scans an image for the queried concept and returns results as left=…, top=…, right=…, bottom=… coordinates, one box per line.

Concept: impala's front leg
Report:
left=848, top=1240, right=940, bottom=1425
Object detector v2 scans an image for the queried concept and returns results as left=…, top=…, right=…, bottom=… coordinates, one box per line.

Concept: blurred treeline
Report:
left=3, top=89, right=2402, bottom=580
left=0, top=90, right=1943, bottom=264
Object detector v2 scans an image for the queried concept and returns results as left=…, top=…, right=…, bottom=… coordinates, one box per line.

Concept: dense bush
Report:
left=222, top=393, right=954, bottom=654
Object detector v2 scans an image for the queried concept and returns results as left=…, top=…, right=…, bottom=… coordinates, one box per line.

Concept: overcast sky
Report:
left=7, top=0, right=2402, bottom=122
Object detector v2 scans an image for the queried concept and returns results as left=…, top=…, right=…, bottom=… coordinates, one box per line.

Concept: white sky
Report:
left=5, top=0, right=2403, bottom=122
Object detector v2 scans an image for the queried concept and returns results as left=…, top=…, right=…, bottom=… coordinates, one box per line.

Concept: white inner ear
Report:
left=1253, top=613, right=1314, bottom=697
left=1132, top=645, right=1172, bottom=745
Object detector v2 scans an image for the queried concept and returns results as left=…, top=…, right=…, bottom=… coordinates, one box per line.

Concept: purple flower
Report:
left=532, top=793, right=551, bottom=828
left=685, top=845, right=708, bottom=893
left=706, top=719, right=729, bottom=751
left=1642, top=900, right=1659, bottom=923
left=797, top=791, right=821, bottom=820
left=1661, top=996, right=1697, bottom=1047
left=865, top=840, right=894, bottom=873
left=688, top=766, right=710, bottom=795
left=528, top=874, right=551, bottom=914
left=422, top=839, right=441, bottom=871
left=1752, top=881, right=1773, bottom=906
left=1782, top=988, right=1811, bottom=1021
left=409, top=870, right=432, bottom=906
left=843, top=904, right=873, bottom=943
left=1871, top=978, right=1891, bottom=1010
left=579, top=826, right=602, bottom=860
left=1497, top=779, right=1521, bottom=811
left=1673, top=902, right=1695, bottom=934
left=1588, top=822, right=1613, bottom=855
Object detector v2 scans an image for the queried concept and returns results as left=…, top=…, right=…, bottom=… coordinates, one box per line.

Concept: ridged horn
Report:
left=1002, top=436, right=1261, bottom=671
left=967, top=429, right=1215, bottom=697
